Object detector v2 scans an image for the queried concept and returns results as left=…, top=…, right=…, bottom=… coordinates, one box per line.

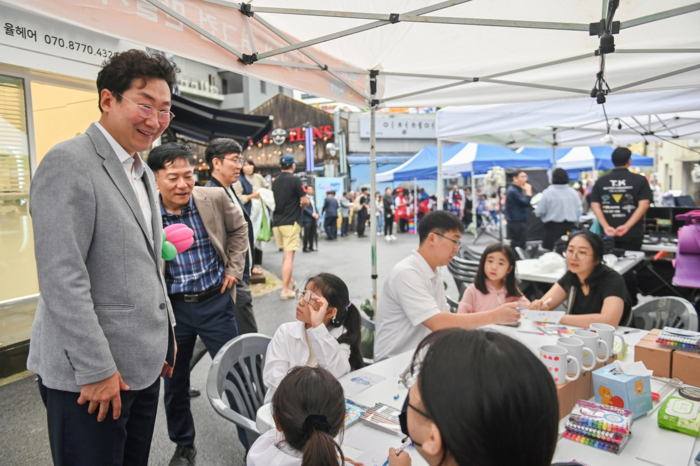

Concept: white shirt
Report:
left=263, top=321, right=351, bottom=404
left=94, top=122, right=153, bottom=241
left=247, top=429, right=345, bottom=466
left=375, top=251, right=449, bottom=361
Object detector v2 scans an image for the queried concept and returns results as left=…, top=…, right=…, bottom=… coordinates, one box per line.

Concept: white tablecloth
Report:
left=516, top=250, right=645, bottom=284
left=256, top=324, right=700, bottom=466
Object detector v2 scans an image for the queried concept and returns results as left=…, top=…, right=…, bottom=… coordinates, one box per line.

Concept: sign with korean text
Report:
left=360, top=116, right=436, bottom=139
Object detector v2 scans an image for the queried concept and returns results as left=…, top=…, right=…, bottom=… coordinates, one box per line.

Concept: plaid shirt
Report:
left=161, top=196, right=224, bottom=294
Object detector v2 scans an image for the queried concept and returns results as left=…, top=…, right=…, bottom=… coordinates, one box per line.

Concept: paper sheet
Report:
left=340, top=372, right=386, bottom=397
left=635, top=427, right=696, bottom=466
left=521, top=310, right=565, bottom=323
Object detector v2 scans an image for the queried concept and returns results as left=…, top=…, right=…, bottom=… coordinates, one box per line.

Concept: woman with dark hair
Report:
left=534, top=168, right=582, bottom=250
left=458, top=243, right=529, bottom=314
left=389, top=329, right=559, bottom=466
left=530, top=230, right=631, bottom=326
left=247, top=366, right=349, bottom=466
left=233, top=159, right=271, bottom=216
left=263, top=273, right=363, bottom=403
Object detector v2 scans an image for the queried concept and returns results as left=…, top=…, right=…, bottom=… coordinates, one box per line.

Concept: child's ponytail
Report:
left=301, top=416, right=344, bottom=466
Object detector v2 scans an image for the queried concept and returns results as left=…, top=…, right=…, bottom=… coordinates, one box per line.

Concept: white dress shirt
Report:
left=247, top=429, right=346, bottom=466
left=375, top=251, right=449, bottom=361
left=263, top=321, right=351, bottom=404
left=94, top=122, right=153, bottom=241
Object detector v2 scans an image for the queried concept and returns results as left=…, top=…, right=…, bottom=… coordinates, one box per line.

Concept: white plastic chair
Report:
left=630, top=297, right=698, bottom=331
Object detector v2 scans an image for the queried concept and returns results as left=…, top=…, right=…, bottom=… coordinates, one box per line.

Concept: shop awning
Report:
left=168, top=94, right=273, bottom=144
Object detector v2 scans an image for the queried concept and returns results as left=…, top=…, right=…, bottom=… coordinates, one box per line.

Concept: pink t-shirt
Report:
left=457, top=280, right=529, bottom=314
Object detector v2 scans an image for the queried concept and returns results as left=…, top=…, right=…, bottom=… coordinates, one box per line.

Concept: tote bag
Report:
left=258, top=205, right=272, bottom=242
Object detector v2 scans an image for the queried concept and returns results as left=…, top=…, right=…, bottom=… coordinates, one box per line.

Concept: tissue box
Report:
left=672, top=351, right=700, bottom=386
left=635, top=339, right=673, bottom=378
left=592, top=363, right=653, bottom=419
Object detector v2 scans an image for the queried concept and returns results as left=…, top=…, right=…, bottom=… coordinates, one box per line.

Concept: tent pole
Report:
left=414, top=177, right=418, bottom=234
left=552, top=128, right=557, bottom=169
left=471, top=172, right=476, bottom=228
left=437, top=140, right=443, bottom=211
left=369, top=73, right=378, bottom=313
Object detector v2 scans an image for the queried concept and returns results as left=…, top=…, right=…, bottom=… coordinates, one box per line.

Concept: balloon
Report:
left=165, top=223, right=195, bottom=254
left=162, top=241, right=178, bottom=261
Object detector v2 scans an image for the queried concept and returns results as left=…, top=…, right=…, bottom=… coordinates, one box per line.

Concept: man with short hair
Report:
left=29, top=50, right=178, bottom=465
left=356, top=187, right=370, bottom=237
left=375, top=211, right=521, bottom=361
left=591, top=147, right=652, bottom=251
left=204, top=138, right=259, bottom=335
left=271, top=155, right=309, bottom=299
left=339, top=191, right=351, bottom=237
left=505, top=170, right=533, bottom=252
left=323, top=190, right=339, bottom=240
left=302, top=185, right=319, bottom=252
left=148, top=143, right=248, bottom=465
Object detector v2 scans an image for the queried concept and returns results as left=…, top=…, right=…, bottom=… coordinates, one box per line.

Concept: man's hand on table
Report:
left=77, top=370, right=129, bottom=421
left=491, top=302, right=522, bottom=324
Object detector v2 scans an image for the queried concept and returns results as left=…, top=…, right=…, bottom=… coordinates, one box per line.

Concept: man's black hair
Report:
left=96, top=49, right=179, bottom=112
left=612, top=147, right=632, bottom=168
left=418, top=211, right=464, bottom=244
left=205, top=138, right=243, bottom=167
left=551, top=168, right=570, bottom=185
left=146, top=143, right=195, bottom=172
left=508, top=170, right=527, bottom=181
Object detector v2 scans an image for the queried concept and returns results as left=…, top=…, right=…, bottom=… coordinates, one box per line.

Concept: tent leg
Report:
left=471, top=173, right=476, bottom=228
left=369, top=96, right=378, bottom=314
left=552, top=128, right=557, bottom=169
left=437, top=140, right=443, bottom=211
left=414, top=177, right=418, bottom=234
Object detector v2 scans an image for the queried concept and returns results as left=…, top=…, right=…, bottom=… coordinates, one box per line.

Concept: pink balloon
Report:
left=164, top=224, right=195, bottom=254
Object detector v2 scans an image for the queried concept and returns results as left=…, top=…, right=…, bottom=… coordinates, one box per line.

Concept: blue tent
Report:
left=376, top=143, right=466, bottom=182
left=442, top=143, right=551, bottom=177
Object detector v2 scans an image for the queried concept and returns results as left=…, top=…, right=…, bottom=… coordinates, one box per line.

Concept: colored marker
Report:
left=382, top=436, right=409, bottom=466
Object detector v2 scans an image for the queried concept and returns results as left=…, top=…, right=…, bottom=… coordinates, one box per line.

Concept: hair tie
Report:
left=347, top=300, right=352, bottom=309
left=301, top=414, right=331, bottom=440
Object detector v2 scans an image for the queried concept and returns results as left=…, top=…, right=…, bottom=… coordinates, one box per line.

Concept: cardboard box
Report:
left=672, top=350, right=700, bottom=387
left=574, top=368, right=594, bottom=402
left=556, top=379, right=577, bottom=420
left=635, top=339, right=673, bottom=378
left=593, top=363, right=653, bottom=419
left=649, top=328, right=662, bottom=336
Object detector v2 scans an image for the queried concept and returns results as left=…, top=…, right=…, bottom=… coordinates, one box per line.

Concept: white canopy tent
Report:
left=11, top=0, right=700, bottom=310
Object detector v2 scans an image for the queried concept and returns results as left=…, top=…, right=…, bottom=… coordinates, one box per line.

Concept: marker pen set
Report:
left=563, top=400, right=633, bottom=454
left=655, top=327, right=700, bottom=353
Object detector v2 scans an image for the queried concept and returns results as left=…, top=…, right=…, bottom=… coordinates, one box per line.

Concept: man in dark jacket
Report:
left=302, top=185, right=319, bottom=252
left=505, top=170, right=532, bottom=252
left=322, top=190, right=339, bottom=240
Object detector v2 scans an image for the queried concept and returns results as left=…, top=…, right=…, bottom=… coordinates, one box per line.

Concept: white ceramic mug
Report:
left=557, top=337, right=596, bottom=373
left=590, top=323, right=625, bottom=356
left=573, top=329, right=610, bottom=364
left=539, top=345, right=580, bottom=384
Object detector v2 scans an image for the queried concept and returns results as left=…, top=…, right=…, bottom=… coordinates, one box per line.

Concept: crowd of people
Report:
left=26, top=49, right=653, bottom=466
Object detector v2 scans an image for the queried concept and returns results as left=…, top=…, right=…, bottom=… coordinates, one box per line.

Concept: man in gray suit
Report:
left=28, top=50, right=179, bottom=465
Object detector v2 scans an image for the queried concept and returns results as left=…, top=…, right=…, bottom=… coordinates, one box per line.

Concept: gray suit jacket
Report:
left=28, top=123, right=174, bottom=392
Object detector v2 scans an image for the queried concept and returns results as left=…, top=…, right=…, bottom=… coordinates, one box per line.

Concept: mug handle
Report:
left=580, top=346, right=596, bottom=371
left=596, top=339, right=610, bottom=362
left=612, top=334, right=625, bottom=355
left=566, top=356, right=581, bottom=382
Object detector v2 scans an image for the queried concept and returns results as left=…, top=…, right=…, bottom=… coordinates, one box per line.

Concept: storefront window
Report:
left=0, top=75, right=39, bottom=347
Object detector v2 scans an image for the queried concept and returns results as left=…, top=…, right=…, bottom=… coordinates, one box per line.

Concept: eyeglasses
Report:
left=295, top=289, right=319, bottom=309
left=118, top=93, right=175, bottom=123
left=224, top=155, right=244, bottom=166
left=433, top=232, right=461, bottom=250
left=566, top=249, right=592, bottom=260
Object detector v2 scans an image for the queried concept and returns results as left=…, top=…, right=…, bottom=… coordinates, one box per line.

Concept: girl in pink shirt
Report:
left=458, top=243, right=529, bottom=314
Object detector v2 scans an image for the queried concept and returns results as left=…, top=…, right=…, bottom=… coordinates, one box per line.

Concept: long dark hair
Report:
left=409, top=329, right=559, bottom=466
left=307, top=273, right=364, bottom=370
left=474, top=243, right=522, bottom=298
left=272, top=366, right=345, bottom=466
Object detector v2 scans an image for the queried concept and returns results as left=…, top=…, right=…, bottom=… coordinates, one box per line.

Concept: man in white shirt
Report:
left=375, top=211, right=522, bottom=361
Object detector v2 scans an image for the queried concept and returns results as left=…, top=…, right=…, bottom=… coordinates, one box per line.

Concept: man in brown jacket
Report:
left=147, top=143, right=248, bottom=466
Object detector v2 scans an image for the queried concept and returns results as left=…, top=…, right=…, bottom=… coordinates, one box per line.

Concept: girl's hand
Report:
left=492, top=302, right=521, bottom=324
left=309, top=295, right=330, bottom=328
left=388, top=448, right=412, bottom=466
left=529, top=299, right=549, bottom=311
left=342, top=457, right=365, bottom=466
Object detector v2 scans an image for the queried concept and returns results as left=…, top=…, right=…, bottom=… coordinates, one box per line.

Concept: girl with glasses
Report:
left=263, top=273, right=364, bottom=403
left=390, top=329, right=559, bottom=466
left=529, top=230, right=630, bottom=327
